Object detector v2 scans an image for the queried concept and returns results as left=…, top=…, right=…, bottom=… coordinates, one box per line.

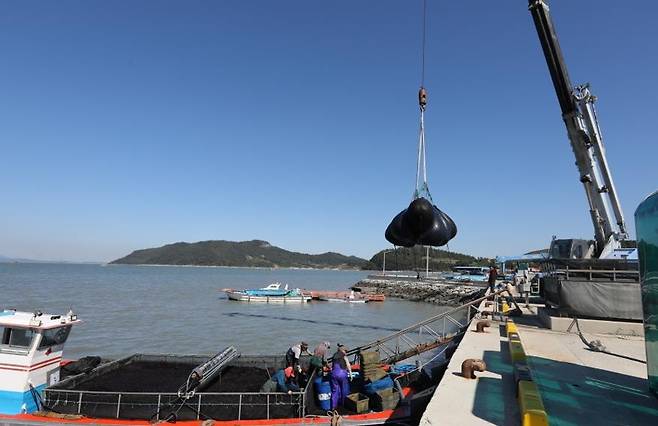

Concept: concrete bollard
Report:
left=461, top=359, right=487, bottom=379
left=475, top=320, right=491, bottom=333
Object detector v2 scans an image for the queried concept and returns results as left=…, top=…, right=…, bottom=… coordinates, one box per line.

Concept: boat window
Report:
left=0, top=326, right=36, bottom=353
left=38, top=326, right=72, bottom=349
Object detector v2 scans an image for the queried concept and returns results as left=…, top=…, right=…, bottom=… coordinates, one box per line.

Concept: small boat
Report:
left=0, top=309, right=81, bottom=415
left=243, top=282, right=290, bottom=297
left=226, top=290, right=311, bottom=303
left=225, top=284, right=311, bottom=303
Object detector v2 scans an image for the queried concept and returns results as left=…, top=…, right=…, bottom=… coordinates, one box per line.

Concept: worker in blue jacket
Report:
left=260, top=366, right=300, bottom=394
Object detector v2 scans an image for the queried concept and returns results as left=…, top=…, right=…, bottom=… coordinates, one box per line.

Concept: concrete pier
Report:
left=420, top=300, right=658, bottom=425
left=419, top=300, right=520, bottom=425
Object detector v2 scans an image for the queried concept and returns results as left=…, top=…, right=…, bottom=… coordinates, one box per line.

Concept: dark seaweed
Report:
left=74, top=361, right=270, bottom=393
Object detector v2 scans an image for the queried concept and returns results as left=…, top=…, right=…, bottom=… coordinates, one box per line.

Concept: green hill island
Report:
left=110, top=239, right=490, bottom=271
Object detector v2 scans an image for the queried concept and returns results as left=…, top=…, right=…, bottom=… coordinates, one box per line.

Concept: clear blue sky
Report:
left=1, top=1, right=657, bottom=262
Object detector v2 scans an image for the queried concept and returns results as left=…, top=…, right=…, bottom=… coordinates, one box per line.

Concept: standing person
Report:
left=488, top=266, right=498, bottom=293
left=330, top=344, right=352, bottom=409
left=286, top=341, right=309, bottom=371
left=310, top=341, right=331, bottom=373
left=314, top=341, right=331, bottom=359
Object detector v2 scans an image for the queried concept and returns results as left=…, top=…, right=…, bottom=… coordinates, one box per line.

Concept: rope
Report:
left=414, top=110, right=424, bottom=197
left=328, top=410, right=343, bottom=426
left=29, top=384, right=62, bottom=414
left=414, top=0, right=431, bottom=201
left=420, top=0, right=427, bottom=87
left=569, top=317, right=646, bottom=364
left=150, top=391, right=212, bottom=423
left=414, top=105, right=432, bottom=201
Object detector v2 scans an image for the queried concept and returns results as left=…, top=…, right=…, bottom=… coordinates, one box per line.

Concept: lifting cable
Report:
left=420, top=0, right=427, bottom=88
left=385, top=0, right=457, bottom=249
left=415, top=0, right=431, bottom=201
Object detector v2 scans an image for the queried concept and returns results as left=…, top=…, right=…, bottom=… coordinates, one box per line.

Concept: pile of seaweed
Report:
left=73, top=360, right=269, bottom=393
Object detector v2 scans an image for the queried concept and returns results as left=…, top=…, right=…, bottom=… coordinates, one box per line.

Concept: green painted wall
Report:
left=635, top=190, right=658, bottom=396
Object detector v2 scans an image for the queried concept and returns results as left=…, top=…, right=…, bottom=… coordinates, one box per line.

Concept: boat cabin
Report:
left=0, top=309, right=80, bottom=414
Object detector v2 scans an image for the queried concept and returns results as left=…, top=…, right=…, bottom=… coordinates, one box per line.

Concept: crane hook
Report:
left=418, top=87, right=427, bottom=111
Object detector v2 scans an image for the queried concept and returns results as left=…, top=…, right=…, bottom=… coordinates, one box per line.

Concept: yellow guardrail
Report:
left=518, top=380, right=549, bottom=426
left=509, top=339, right=527, bottom=363
left=507, top=320, right=550, bottom=426
left=506, top=321, right=518, bottom=334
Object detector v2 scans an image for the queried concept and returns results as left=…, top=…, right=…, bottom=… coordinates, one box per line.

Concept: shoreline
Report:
left=352, top=276, right=486, bottom=306
left=106, top=263, right=372, bottom=271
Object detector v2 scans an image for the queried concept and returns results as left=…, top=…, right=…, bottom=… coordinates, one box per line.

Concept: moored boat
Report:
left=0, top=309, right=434, bottom=425
left=226, top=290, right=311, bottom=303
left=0, top=309, right=81, bottom=414
left=224, top=283, right=311, bottom=303
left=243, top=282, right=291, bottom=297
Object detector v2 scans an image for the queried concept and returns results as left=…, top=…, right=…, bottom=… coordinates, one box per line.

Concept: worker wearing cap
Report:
left=260, top=366, right=300, bottom=394
left=330, top=344, right=352, bottom=409
left=286, top=341, right=309, bottom=371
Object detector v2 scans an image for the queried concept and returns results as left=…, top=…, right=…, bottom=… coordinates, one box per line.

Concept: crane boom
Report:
left=528, top=0, right=627, bottom=258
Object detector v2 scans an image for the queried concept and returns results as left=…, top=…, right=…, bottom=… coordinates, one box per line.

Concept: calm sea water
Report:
left=0, top=263, right=449, bottom=359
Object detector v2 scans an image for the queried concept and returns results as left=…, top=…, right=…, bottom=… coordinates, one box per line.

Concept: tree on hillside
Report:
left=367, top=246, right=491, bottom=272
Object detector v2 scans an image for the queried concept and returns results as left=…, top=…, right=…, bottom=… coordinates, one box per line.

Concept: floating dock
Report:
left=305, top=290, right=385, bottom=302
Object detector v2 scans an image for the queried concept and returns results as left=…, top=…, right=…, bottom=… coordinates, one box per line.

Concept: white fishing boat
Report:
left=243, top=283, right=290, bottom=297
left=225, top=284, right=311, bottom=303
left=0, top=309, right=80, bottom=414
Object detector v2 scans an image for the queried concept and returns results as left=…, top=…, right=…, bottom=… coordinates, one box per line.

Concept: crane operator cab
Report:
left=549, top=238, right=596, bottom=260
left=0, top=309, right=80, bottom=414
left=549, top=237, right=637, bottom=261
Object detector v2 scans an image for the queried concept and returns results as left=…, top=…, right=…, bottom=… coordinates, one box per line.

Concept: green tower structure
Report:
left=636, top=190, right=658, bottom=396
